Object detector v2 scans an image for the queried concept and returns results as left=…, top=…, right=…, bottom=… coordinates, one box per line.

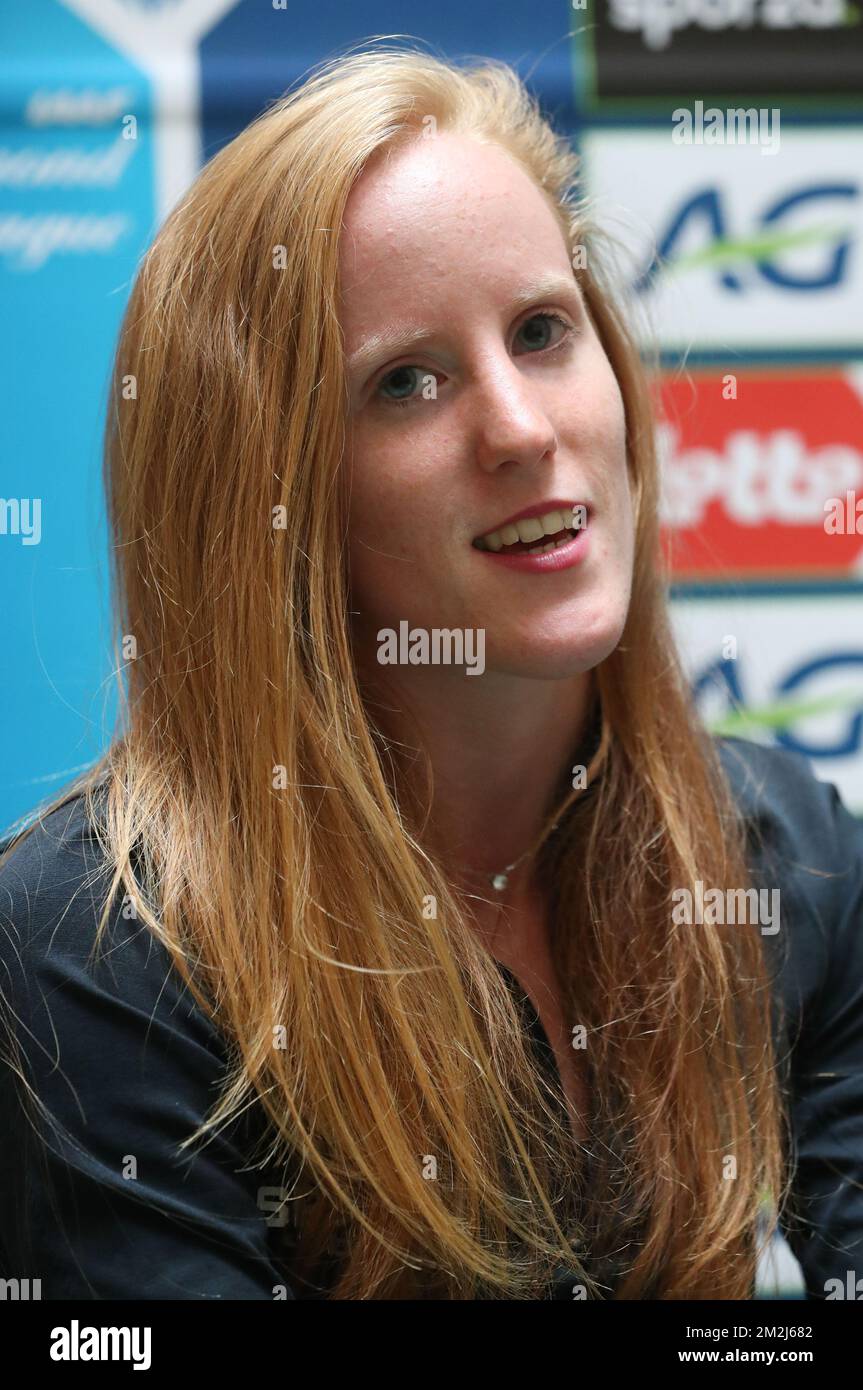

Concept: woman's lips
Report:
left=472, top=516, right=590, bottom=572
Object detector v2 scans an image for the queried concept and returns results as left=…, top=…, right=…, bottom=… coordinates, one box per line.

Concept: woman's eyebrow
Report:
left=346, top=272, right=581, bottom=378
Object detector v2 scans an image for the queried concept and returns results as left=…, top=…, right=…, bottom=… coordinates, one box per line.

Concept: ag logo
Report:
left=636, top=183, right=858, bottom=294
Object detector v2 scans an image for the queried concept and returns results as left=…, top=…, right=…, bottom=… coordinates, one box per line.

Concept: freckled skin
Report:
left=338, top=130, right=635, bottom=683
left=337, top=133, right=636, bottom=1044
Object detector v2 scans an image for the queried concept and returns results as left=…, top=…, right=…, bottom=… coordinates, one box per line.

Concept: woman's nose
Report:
left=469, top=359, right=558, bottom=474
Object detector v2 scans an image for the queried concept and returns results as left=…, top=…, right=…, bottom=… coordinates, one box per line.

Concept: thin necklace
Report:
left=484, top=818, right=561, bottom=893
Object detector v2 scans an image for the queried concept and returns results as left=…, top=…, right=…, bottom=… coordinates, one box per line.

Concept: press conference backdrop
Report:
left=2, top=0, right=862, bottom=1300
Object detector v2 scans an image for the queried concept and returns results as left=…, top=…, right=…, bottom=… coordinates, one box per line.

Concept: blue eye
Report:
left=514, top=311, right=573, bottom=354
left=374, top=311, right=575, bottom=409
left=377, top=365, right=429, bottom=409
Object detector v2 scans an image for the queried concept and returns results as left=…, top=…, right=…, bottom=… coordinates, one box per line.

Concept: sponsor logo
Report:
left=581, top=129, right=863, bottom=356
left=635, top=182, right=857, bottom=295
left=609, top=0, right=849, bottom=52
left=695, top=650, right=863, bottom=760
left=673, top=595, right=863, bottom=810
left=657, top=372, right=863, bottom=577
left=581, top=0, right=859, bottom=105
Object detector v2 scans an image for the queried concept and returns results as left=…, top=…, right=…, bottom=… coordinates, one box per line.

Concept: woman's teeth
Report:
left=474, top=507, right=581, bottom=554
left=519, top=534, right=573, bottom=555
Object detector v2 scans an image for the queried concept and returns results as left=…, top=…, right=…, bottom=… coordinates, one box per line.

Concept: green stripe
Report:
left=708, top=689, right=863, bottom=736
left=658, top=223, right=852, bottom=279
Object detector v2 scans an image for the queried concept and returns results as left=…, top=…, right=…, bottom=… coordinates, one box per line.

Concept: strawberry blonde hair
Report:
left=2, top=43, right=789, bottom=1298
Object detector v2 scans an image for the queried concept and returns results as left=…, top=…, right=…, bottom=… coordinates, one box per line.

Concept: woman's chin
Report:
left=481, top=635, right=624, bottom=682
left=477, top=604, right=628, bottom=679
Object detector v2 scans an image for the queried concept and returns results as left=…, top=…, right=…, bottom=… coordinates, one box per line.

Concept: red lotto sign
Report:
left=657, top=371, right=863, bottom=581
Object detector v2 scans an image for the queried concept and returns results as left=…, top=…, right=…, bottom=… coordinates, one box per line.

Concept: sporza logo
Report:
left=608, top=0, right=849, bottom=50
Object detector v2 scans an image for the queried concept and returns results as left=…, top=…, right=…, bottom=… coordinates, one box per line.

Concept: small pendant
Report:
left=490, top=872, right=509, bottom=892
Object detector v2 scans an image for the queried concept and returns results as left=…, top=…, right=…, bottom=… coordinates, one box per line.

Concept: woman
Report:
left=1, top=45, right=861, bottom=1301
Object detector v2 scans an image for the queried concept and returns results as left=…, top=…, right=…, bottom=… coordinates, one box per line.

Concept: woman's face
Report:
left=338, top=131, right=635, bottom=681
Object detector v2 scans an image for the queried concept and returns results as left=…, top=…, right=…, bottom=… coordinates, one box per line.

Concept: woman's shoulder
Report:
left=714, top=735, right=863, bottom=1298
left=0, top=788, right=296, bottom=1299
left=713, top=733, right=863, bottom=1034
left=714, top=733, right=860, bottom=941
left=0, top=787, right=217, bottom=1050
left=715, top=732, right=860, bottom=856
left=0, top=785, right=124, bottom=940
left=0, top=785, right=104, bottom=899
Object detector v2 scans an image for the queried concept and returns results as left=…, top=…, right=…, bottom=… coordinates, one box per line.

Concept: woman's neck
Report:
left=356, top=650, right=596, bottom=892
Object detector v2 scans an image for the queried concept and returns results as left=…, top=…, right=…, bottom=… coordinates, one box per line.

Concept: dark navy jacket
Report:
left=0, top=736, right=861, bottom=1299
